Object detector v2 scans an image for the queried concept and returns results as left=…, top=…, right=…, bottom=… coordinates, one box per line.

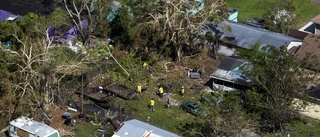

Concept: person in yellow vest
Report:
left=180, top=86, right=185, bottom=97
left=137, top=84, right=142, bottom=94
left=143, top=62, right=148, bottom=68
left=159, top=86, right=164, bottom=98
left=150, top=98, right=155, bottom=111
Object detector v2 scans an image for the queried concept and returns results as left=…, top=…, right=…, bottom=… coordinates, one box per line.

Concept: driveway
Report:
left=294, top=98, right=320, bottom=120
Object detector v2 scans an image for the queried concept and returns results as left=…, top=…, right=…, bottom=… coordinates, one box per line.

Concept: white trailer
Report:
left=9, top=116, right=60, bottom=137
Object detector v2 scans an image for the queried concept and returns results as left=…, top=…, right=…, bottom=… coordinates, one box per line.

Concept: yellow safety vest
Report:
left=143, top=62, right=148, bottom=67
left=181, top=89, right=185, bottom=94
left=159, top=87, right=164, bottom=93
left=137, top=85, right=142, bottom=91
left=150, top=100, right=155, bottom=106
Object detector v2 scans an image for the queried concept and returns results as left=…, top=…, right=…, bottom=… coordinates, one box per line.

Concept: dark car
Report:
left=180, top=101, right=207, bottom=116
left=306, top=85, right=320, bottom=99
left=246, top=18, right=267, bottom=29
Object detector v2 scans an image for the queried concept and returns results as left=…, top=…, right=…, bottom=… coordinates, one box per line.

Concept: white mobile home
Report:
left=210, top=56, right=251, bottom=93
left=9, top=116, right=60, bottom=137
left=210, top=69, right=251, bottom=92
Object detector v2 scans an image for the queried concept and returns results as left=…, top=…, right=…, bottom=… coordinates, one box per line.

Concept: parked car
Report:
left=246, top=18, right=267, bottom=29
left=180, top=101, right=207, bottom=116
left=306, top=84, right=320, bottom=99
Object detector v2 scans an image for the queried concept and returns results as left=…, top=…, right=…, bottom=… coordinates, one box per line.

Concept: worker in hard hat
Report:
left=150, top=98, right=155, bottom=111
left=137, top=84, right=142, bottom=94
left=159, top=86, right=164, bottom=98
left=180, top=86, right=185, bottom=97
left=143, top=62, right=148, bottom=68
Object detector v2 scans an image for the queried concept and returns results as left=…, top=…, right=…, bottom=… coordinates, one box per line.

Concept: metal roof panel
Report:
left=113, top=119, right=180, bottom=137
left=218, top=21, right=299, bottom=49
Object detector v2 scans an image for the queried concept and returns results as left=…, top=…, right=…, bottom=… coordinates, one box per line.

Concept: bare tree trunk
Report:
left=177, top=48, right=181, bottom=62
left=174, top=44, right=182, bottom=62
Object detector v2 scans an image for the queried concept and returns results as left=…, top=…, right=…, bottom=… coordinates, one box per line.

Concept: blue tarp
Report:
left=0, top=9, right=12, bottom=20
left=0, top=9, right=22, bottom=21
left=48, top=20, right=89, bottom=43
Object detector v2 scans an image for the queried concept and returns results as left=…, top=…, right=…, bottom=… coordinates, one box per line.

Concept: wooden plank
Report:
left=17, top=128, right=29, bottom=137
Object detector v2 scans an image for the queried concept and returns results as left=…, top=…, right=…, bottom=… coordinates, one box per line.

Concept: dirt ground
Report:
left=47, top=105, right=76, bottom=128
left=38, top=55, right=222, bottom=136
left=46, top=105, right=80, bottom=136
left=294, top=98, right=320, bottom=120
left=156, top=56, right=221, bottom=106
left=312, top=0, right=320, bottom=6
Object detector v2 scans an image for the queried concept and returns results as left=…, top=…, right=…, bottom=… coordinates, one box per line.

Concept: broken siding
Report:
left=210, top=69, right=250, bottom=85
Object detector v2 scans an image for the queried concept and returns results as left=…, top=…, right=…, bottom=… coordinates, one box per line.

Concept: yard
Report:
left=88, top=56, right=220, bottom=134
left=42, top=55, right=220, bottom=136
left=41, top=51, right=320, bottom=137
left=227, top=0, right=320, bottom=28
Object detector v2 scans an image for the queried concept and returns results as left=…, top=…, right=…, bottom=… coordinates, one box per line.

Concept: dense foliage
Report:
left=1, top=0, right=319, bottom=136
left=263, top=0, right=297, bottom=34
left=240, top=44, right=317, bottom=133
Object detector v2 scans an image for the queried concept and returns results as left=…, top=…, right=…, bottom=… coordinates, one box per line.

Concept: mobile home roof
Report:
left=10, top=116, right=58, bottom=136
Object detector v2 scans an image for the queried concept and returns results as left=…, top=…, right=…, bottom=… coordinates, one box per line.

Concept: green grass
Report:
left=74, top=122, right=115, bottom=137
left=109, top=92, right=198, bottom=134
left=84, top=56, right=200, bottom=135
left=288, top=118, right=320, bottom=137
left=227, top=0, right=320, bottom=28
left=265, top=118, right=320, bottom=137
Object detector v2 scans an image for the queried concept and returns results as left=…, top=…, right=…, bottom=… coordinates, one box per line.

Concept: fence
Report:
left=55, top=61, right=109, bottom=106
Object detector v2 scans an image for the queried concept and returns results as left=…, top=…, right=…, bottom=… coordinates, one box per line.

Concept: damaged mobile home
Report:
left=9, top=116, right=60, bottom=137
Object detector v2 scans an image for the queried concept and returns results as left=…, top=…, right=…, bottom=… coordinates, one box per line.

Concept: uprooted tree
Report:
left=63, top=0, right=113, bottom=44
left=239, top=44, right=317, bottom=133
left=145, top=0, right=228, bottom=62
left=0, top=9, right=92, bottom=122
left=112, top=0, right=228, bottom=62
left=178, top=93, right=252, bottom=136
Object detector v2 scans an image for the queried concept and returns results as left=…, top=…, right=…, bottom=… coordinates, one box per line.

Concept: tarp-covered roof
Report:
left=0, top=9, right=22, bottom=21
left=0, top=9, right=12, bottom=20
left=112, top=119, right=180, bottom=137
left=217, top=21, right=300, bottom=49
